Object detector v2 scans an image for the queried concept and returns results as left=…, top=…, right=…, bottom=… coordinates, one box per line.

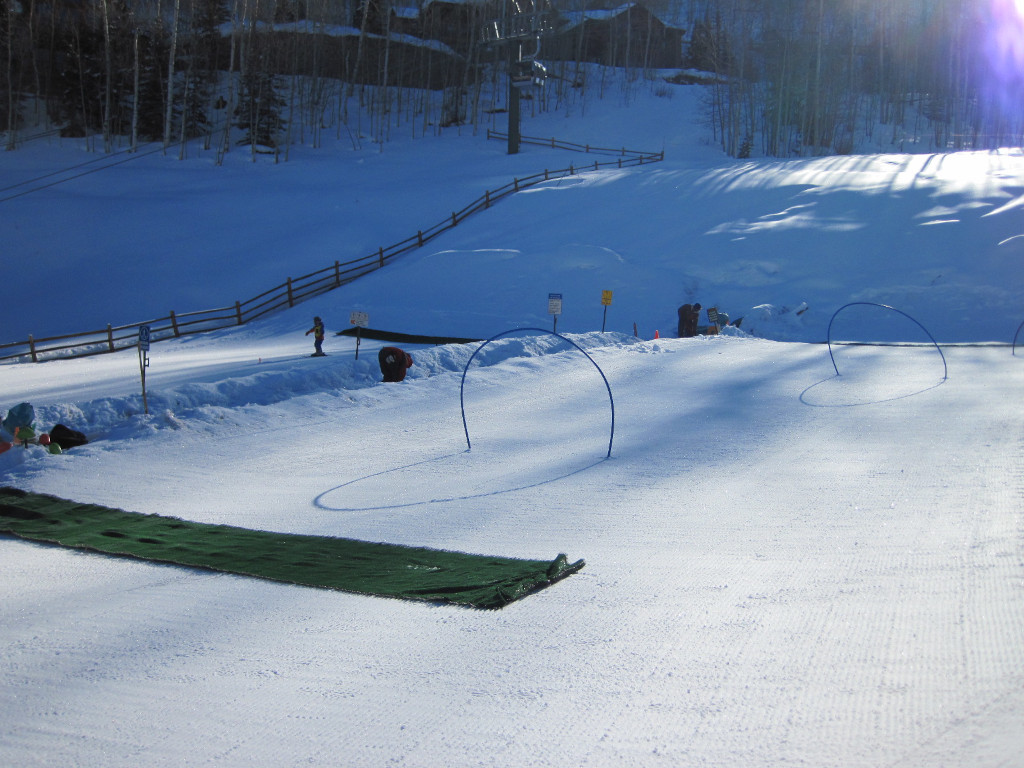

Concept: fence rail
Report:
left=485, top=131, right=658, bottom=158
left=1, top=135, right=664, bottom=364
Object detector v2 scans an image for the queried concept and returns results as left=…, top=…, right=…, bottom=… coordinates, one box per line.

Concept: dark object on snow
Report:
left=337, top=327, right=479, bottom=345
left=677, top=304, right=691, bottom=337
left=49, top=424, right=89, bottom=450
left=677, top=303, right=701, bottom=337
left=379, top=346, right=414, bottom=382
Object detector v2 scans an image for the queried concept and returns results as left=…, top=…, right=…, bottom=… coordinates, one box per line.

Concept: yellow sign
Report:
left=601, top=290, right=613, bottom=306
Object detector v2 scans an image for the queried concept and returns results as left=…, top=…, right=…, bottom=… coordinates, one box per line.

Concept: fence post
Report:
left=107, top=324, right=114, bottom=352
left=544, top=169, right=549, bottom=181
left=514, top=178, right=519, bottom=191
left=334, top=261, right=341, bottom=287
left=378, top=247, right=384, bottom=268
left=551, top=137, right=556, bottom=148
left=28, top=334, right=37, bottom=363
left=417, top=230, right=423, bottom=247
left=235, top=301, right=243, bottom=325
left=451, top=212, right=457, bottom=226
left=485, top=190, right=490, bottom=208
left=170, top=311, right=180, bottom=337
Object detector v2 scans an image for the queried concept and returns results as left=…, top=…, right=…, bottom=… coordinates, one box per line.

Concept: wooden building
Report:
left=545, top=3, right=683, bottom=69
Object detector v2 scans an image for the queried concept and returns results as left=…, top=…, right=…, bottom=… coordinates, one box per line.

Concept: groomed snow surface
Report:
left=2, top=77, right=1024, bottom=766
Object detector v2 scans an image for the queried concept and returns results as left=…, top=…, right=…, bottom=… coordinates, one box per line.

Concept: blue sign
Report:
left=139, top=325, right=151, bottom=351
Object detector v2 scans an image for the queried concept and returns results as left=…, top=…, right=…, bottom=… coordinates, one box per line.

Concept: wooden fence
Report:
left=1, top=135, right=663, bottom=364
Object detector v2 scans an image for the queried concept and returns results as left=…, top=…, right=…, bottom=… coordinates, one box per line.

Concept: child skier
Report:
left=306, top=316, right=326, bottom=357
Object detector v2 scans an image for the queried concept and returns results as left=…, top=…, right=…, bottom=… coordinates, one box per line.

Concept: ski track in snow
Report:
left=2, top=332, right=1023, bottom=767
left=3, top=75, right=1024, bottom=765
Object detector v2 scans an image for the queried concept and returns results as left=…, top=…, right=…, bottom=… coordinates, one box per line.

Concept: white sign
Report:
left=548, top=293, right=563, bottom=315
left=349, top=311, right=370, bottom=328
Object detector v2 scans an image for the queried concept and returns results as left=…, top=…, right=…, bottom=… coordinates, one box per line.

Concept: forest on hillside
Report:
left=2, top=0, right=1022, bottom=158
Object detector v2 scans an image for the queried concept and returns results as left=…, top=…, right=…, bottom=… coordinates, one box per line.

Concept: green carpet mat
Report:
left=0, top=487, right=584, bottom=609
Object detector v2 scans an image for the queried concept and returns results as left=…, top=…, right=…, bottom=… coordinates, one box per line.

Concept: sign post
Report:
left=137, top=325, right=151, bottom=415
left=600, top=290, right=613, bottom=332
left=349, top=311, right=370, bottom=359
left=547, top=293, right=562, bottom=333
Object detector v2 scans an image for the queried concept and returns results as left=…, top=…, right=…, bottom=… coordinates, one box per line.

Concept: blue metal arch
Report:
left=460, top=327, right=615, bottom=458
left=827, top=302, right=947, bottom=380
left=1013, top=319, right=1024, bottom=356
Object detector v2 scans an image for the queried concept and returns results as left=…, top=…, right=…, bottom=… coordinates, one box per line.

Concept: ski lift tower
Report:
left=482, top=0, right=561, bottom=154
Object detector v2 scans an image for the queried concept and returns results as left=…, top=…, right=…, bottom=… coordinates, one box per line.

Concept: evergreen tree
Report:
left=234, top=55, right=287, bottom=149
left=684, top=16, right=731, bottom=74
left=49, top=20, right=106, bottom=135
left=179, top=70, right=213, bottom=140
left=133, top=30, right=169, bottom=141
left=191, top=0, right=230, bottom=75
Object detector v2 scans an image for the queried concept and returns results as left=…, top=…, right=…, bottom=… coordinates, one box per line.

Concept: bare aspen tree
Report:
left=26, top=0, right=45, bottom=126
left=809, top=0, right=823, bottom=152
left=219, top=0, right=245, bottom=164
left=3, top=0, right=15, bottom=149
left=164, top=0, right=181, bottom=150
left=72, top=20, right=92, bottom=149
left=350, top=0, right=372, bottom=98
left=378, top=0, right=392, bottom=145
left=131, top=28, right=140, bottom=151
left=100, top=0, right=113, bottom=151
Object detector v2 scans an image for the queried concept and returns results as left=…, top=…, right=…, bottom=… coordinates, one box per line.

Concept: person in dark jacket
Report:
left=677, top=303, right=692, bottom=337
left=677, top=302, right=702, bottom=337
left=379, top=346, right=414, bottom=382
left=305, top=316, right=326, bottom=356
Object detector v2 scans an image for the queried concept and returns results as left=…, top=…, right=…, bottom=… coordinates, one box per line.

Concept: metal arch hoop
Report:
left=1013, top=319, right=1024, bottom=356
left=826, top=302, right=947, bottom=380
left=459, top=327, right=615, bottom=458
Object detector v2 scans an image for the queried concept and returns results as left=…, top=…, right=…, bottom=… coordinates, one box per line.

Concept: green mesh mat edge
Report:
left=0, top=487, right=584, bottom=609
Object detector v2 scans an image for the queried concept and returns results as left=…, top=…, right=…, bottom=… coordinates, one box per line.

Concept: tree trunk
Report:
left=131, top=30, right=140, bottom=151
left=163, top=0, right=181, bottom=150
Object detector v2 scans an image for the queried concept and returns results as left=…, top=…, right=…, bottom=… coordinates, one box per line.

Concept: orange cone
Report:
left=654, top=330, right=660, bottom=339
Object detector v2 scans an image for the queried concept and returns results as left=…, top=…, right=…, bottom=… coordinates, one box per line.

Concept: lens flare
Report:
left=981, top=0, right=1024, bottom=119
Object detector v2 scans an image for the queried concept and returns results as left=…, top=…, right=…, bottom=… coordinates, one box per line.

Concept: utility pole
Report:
left=508, top=52, right=522, bottom=154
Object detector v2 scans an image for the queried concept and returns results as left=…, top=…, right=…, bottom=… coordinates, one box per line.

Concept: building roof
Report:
left=557, top=3, right=681, bottom=32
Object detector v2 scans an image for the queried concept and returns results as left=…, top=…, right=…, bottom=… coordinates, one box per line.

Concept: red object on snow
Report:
left=379, top=346, right=414, bottom=382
